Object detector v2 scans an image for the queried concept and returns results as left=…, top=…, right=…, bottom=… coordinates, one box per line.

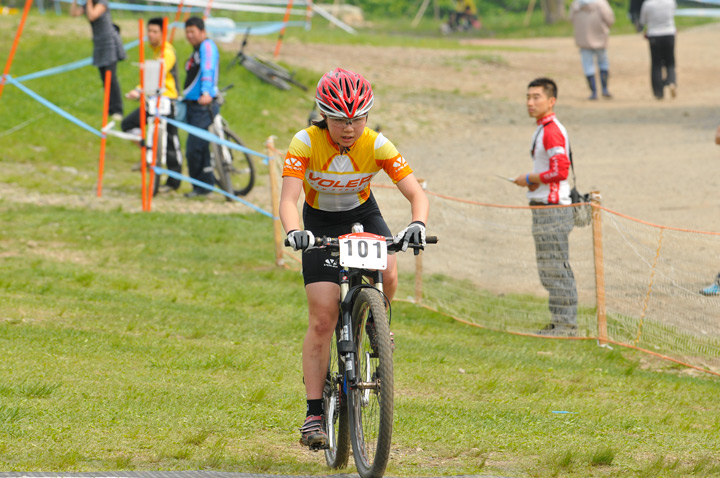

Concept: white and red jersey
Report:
left=528, top=113, right=572, bottom=205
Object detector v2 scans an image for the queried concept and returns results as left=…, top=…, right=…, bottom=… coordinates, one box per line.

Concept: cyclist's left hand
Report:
left=393, top=221, right=426, bottom=252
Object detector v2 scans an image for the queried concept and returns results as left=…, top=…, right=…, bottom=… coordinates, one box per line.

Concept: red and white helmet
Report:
left=315, top=68, right=374, bottom=119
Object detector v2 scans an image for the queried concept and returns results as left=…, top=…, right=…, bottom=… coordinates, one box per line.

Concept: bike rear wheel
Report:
left=209, top=125, right=255, bottom=197
left=324, top=322, right=350, bottom=468
left=348, top=289, right=394, bottom=478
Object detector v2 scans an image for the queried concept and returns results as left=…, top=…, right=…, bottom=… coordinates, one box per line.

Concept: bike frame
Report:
left=145, top=96, right=171, bottom=171
left=337, top=266, right=384, bottom=388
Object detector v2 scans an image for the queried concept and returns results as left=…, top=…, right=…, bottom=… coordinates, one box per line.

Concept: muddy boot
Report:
left=586, top=75, right=598, bottom=100
left=600, top=70, right=612, bottom=98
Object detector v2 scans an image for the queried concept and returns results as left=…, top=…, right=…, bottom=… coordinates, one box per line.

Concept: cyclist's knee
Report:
left=308, top=311, right=337, bottom=338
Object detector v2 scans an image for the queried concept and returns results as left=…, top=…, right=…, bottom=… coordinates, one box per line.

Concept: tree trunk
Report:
left=540, top=0, right=566, bottom=24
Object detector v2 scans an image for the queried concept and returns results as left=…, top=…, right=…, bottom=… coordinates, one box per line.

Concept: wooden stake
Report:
left=266, top=136, right=286, bottom=267
left=591, top=191, right=607, bottom=344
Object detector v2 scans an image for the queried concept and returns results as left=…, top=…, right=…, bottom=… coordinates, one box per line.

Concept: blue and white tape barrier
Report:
left=153, top=166, right=276, bottom=218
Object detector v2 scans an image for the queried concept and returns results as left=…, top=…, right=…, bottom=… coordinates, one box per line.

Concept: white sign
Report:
left=339, top=232, right=387, bottom=270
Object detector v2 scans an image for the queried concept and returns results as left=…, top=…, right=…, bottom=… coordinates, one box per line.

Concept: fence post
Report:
left=97, top=69, right=112, bottom=197
left=591, top=191, right=608, bottom=344
left=0, top=0, right=34, bottom=101
left=414, top=252, right=424, bottom=304
left=266, top=136, right=286, bottom=267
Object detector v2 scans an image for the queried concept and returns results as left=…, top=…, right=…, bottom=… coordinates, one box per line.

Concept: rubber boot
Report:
left=600, top=70, right=612, bottom=98
left=586, top=75, right=598, bottom=100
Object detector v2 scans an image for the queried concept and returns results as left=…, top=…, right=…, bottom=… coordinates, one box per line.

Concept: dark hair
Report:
left=185, top=16, right=205, bottom=31
left=311, top=117, right=328, bottom=129
left=528, top=77, right=558, bottom=99
left=148, top=17, right=164, bottom=29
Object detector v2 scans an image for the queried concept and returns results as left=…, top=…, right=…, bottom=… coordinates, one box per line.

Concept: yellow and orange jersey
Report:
left=283, top=126, right=413, bottom=212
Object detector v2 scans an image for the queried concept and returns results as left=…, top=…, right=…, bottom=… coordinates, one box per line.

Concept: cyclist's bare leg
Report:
left=302, top=281, right=341, bottom=399
left=383, top=254, right=398, bottom=302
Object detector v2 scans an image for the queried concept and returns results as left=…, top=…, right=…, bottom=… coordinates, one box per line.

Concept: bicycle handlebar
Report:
left=284, top=235, right=438, bottom=253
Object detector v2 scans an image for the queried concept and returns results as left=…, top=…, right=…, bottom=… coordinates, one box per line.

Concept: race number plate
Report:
left=338, top=232, right=388, bottom=270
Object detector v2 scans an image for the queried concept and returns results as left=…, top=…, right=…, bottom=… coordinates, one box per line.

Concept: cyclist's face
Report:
left=147, top=25, right=162, bottom=47
left=526, top=86, right=555, bottom=120
left=185, top=25, right=205, bottom=47
left=325, top=115, right=367, bottom=148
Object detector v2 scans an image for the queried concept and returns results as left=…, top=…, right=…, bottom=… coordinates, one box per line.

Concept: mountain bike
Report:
left=228, top=28, right=308, bottom=92
left=206, top=85, right=255, bottom=197
left=287, top=225, right=437, bottom=478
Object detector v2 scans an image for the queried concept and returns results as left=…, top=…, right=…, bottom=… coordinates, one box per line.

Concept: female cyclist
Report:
left=279, top=68, right=429, bottom=449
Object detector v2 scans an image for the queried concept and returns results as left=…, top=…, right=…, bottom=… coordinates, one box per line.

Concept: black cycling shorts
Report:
left=301, top=193, right=392, bottom=285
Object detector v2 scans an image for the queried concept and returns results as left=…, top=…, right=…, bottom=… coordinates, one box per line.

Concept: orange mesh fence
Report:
left=368, top=184, right=720, bottom=376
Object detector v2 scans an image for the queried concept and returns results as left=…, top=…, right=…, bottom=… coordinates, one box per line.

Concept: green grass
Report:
left=2, top=11, right=720, bottom=478
left=0, top=204, right=718, bottom=476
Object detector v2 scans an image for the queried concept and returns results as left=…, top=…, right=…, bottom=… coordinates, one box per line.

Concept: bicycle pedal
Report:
left=306, top=442, right=329, bottom=452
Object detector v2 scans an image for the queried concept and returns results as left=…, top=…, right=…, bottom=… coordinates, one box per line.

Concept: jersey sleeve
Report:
left=282, top=130, right=311, bottom=179
left=199, top=40, right=218, bottom=97
left=539, top=122, right=570, bottom=184
left=374, top=134, right=413, bottom=183
left=164, top=44, right=176, bottom=73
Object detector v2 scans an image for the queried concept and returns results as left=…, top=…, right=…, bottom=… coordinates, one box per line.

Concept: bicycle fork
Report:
left=338, top=271, right=357, bottom=387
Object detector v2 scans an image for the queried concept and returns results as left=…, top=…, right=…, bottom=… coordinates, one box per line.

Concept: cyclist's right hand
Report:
left=287, top=230, right=315, bottom=251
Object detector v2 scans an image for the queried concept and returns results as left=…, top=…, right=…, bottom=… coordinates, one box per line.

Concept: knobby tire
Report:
left=348, top=289, right=394, bottom=478
left=222, top=127, right=255, bottom=197
left=242, top=56, right=291, bottom=91
left=209, top=124, right=255, bottom=198
left=324, top=323, right=350, bottom=469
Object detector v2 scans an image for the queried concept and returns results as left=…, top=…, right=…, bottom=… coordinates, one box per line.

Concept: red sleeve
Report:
left=539, top=122, right=570, bottom=184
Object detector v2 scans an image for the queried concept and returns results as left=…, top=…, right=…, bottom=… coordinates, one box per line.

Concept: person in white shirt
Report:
left=639, top=0, right=677, bottom=99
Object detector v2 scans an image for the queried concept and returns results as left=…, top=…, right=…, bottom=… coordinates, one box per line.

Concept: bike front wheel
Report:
left=242, top=55, right=291, bottom=91
left=348, top=289, right=394, bottom=478
left=324, top=322, right=350, bottom=469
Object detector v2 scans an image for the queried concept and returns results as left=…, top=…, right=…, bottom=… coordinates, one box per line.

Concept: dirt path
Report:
left=3, top=21, right=719, bottom=233
left=253, top=23, right=720, bottom=232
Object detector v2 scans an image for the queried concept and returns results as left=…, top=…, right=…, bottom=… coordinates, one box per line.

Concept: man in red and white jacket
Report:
left=514, top=78, right=578, bottom=335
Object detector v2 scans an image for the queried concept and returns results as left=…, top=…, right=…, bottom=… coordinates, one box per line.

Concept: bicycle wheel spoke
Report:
left=324, top=324, right=350, bottom=469
left=348, top=289, right=393, bottom=478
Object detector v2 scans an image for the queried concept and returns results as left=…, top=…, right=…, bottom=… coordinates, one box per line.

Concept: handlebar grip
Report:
left=283, top=237, right=324, bottom=247
left=426, top=236, right=438, bottom=244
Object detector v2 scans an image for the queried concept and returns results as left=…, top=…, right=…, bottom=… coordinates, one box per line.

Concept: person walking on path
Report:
left=181, top=16, right=219, bottom=198
left=514, top=78, right=578, bottom=336
left=71, top=0, right=126, bottom=120
left=569, top=0, right=615, bottom=100
left=121, top=17, right=183, bottom=193
left=639, top=0, right=677, bottom=99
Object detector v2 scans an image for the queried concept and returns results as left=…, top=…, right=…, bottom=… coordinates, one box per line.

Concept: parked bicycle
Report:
left=205, top=85, right=255, bottom=197
left=228, top=28, right=308, bottom=92
left=287, top=225, right=437, bottom=478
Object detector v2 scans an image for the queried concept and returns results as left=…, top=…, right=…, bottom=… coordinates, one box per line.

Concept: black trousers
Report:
left=648, top=35, right=676, bottom=99
left=98, top=63, right=123, bottom=116
left=186, top=101, right=219, bottom=194
left=121, top=103, right=183, bottom=189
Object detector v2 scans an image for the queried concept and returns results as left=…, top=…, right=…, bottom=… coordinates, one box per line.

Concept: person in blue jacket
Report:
left=182, top=17, right=220, bottom=198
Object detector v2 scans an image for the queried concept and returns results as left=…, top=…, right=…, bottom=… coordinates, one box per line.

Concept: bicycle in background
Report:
left=228, top=28, right=308, bottom=92
left=204, top=85, right=255, bottom=198
left=287, top=224, right=437, bottom=478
